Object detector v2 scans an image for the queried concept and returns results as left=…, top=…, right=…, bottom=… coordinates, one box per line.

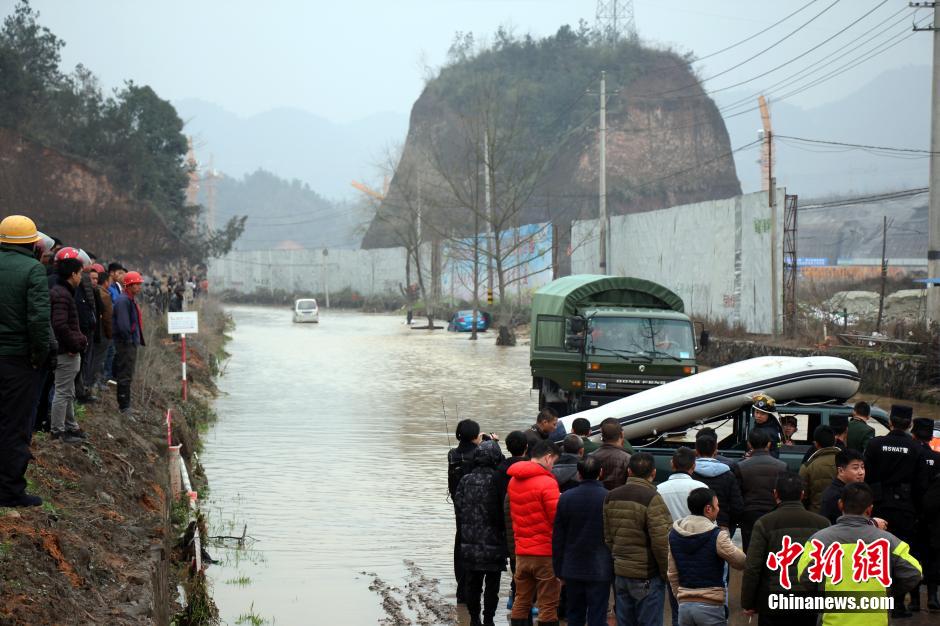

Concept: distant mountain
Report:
left=174, top=99, right=408, bottom=200
left=719, top=65, right=930, bottom=197
left=197, top=169, right=369, bottom=251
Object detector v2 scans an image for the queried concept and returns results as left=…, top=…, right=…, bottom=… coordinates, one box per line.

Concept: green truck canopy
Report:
left=531, top=275, right=685, bottom=319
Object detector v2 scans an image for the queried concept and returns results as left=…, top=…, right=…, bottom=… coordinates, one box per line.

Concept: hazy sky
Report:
left=4, top=0, right=931, bottom=123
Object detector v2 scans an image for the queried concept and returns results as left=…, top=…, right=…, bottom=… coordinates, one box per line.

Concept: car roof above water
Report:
left=295, top=298, right=318, bottom=307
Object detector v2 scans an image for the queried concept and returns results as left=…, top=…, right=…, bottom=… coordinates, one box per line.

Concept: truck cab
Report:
left=531, top=275, right=700, bottom=416
left=633, top=402, right=891, bottom=482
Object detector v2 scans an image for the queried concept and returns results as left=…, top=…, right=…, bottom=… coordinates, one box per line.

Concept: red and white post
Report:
left=181, top=333, right=188, bottom=401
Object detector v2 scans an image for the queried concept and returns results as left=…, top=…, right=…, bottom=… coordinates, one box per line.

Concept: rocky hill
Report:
left=362, top=28, right=741, bottom=249
left=0, top=128, right=186, bottom=267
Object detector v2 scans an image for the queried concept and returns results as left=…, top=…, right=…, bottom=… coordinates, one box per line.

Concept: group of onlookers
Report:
left=448, top=396, right=940, bottom=626
left=0, top=214, right=147, bottom=507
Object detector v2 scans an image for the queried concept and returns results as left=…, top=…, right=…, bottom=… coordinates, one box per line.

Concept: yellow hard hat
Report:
left=0, top=215, right=41, bottom=245
left=752, top=393, right=778, bottom=416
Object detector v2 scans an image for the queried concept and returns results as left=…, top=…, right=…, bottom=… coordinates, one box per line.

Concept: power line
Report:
left=800, top=187, right=929, bottom=210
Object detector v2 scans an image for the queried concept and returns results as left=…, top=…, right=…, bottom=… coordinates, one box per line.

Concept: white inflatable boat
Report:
left=559, top=356, right=860, bottom=440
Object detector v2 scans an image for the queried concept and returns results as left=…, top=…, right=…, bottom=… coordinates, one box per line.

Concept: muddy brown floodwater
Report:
left=202, top=307, right=538, bottom=624
left=203, top=307, right=940, bottom=625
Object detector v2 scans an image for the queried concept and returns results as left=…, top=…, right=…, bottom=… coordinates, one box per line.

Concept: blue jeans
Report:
left=614, top=576, right=664, bottom=626
left=565, top=579, right=610, bottom=626
left=678, top=603, right=726, bottom=626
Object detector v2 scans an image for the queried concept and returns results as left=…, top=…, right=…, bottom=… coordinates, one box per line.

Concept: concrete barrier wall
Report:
left=208, top=247, right=415, bottom=297
left=699, top=337, right=930, bottom=400
left=570, top=189, right=785, bottom=334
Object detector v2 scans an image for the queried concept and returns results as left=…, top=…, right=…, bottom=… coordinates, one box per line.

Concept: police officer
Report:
left=864, top=405, right=927, bottom=618
left=912, top=417, right=940, bottom=612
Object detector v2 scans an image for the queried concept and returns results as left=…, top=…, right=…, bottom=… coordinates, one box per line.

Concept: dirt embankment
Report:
left=0, top=299, right=229, bottom=626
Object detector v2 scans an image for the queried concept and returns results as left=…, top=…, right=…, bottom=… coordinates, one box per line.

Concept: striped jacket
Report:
left=797, top=515, right=922, bottom=626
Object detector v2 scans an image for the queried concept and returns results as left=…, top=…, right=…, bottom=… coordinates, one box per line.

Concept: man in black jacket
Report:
left=552, top=434, right=583, bottom=493
left=455, top=440, right=508, bottom=626
left=741, top=472, right=829, bottom=626
left=449, top=419, right=482, bottom=603
left=911, top=417, right=940, bottom=612
left=692, top=433, right=743, bottom=535
left=818, top=448, right=865, bottom=524
left=0, top=215, right=50, bottom=507
left=865, top=404, right=927, bottom=617
left=734, top=429, right=787, bottom=550
left=553, top=456, right=612, bottom=626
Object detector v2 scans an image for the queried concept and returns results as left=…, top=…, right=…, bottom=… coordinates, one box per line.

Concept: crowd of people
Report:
left=0, top=214, right=149, bottom=507
left=448, top=397, right=940, bottom=626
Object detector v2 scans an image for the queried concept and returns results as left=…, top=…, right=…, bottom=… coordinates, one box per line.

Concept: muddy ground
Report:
left=0, top=301, right=225, bottom=626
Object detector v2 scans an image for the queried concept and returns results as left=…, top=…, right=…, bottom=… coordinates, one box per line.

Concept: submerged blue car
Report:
left=448, top=310, right=490, bottom=332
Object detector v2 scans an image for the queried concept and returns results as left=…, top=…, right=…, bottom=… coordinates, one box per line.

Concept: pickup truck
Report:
left=632, top=401, right=891, bottom=482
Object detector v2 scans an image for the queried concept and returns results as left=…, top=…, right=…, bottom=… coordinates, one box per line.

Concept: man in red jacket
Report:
left=507, top=440, right=561, bottom=626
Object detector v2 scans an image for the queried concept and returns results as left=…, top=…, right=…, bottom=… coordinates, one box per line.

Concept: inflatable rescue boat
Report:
left=559, top=356, right=860, bottom=440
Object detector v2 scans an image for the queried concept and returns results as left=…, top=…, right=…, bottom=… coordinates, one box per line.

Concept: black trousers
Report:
left=466, top=569, right=501, bottom=622
left=454, top=519, right=466, bottom=600
left=31, top=361, right=53, bottom=435
left=0, top=356, right=38, bottom=499
left=113, top=342, right=138, bottom=410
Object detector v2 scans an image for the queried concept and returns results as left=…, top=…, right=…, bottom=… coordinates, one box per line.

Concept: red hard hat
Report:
left=91, top=263, right=105, bottom=274
left=54, top=247, right=81, bottom=261
left=124, top=271, right=143, bottom=286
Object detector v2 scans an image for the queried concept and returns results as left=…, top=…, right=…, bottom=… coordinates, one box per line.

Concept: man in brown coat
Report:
left=92, top=266, right=113, bottom=391
left=799, top=425, right=840, bottom=513
left=591, top=418, right=631, bottom=490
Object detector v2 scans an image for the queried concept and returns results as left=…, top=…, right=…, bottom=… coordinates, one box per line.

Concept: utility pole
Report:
left=484, top=129, right=494, bottom=301
left=599, top=70, right=608, bottom=275
left=759, top=96, right=779, bottom=337
left=876, top=216, right=889, bottom=333
left=912, top=2, right=940, bottom=323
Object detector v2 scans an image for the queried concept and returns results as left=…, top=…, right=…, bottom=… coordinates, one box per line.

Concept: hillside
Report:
left=198, top=169, right=367, bottom=251
left=721, top=65, right=930, bottom=196
left=362, top=27, right=741, bottom=249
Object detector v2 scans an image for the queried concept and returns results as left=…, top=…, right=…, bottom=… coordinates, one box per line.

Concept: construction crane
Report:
left=350, top=177, right=390, bottom=202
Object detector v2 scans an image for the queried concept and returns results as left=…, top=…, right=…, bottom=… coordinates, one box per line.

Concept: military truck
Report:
left=530, top=275, right=701, bottom=416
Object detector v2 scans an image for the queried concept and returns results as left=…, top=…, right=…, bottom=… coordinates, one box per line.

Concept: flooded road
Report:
left=202, top=306, right=537, bottom=624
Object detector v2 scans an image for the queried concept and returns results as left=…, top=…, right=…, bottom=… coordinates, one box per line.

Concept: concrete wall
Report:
left=699, top=337, right=930, bottom=400
left=208, top=247, right=414, bottom=297
left=570, top=189, right=785, bottom=334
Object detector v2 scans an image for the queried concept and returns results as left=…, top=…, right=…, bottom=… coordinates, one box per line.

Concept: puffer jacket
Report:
left=797, top=515, right=923, bottom=626
left=603, top=476, right=672, bottom=580
left=740, top=501, right=830, bottom=613
left=75, top=272, right=97, bottom=335
left=454, top=441, right=508, bottom=572
left=591, top=442, right=631, bottom=490
left=734, top=450, right=787, bottom=515
left=799, top=446, right=840, bottom=513
left=667, top=515, right=745, bottom=606
left=50, top=279, right=87, bottom=355
left=0, top=244, right=50, bottom=363
left=507, top=460, right=560, bottom=557
left=693, top=457, right=744, bottom=532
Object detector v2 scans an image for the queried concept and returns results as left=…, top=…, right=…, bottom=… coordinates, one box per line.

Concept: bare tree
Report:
left=423, top=73, right=558, bottom=346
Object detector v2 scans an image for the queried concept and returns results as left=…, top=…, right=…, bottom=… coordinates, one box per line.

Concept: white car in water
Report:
left=292, top=298, right=319, bottom=323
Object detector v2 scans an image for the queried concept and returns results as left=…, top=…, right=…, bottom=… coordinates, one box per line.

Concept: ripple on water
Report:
left=202, top=307, right=537, bottom=624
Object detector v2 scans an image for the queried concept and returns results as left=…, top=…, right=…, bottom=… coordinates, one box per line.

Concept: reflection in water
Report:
left=202, top=307, right=537, bottom=624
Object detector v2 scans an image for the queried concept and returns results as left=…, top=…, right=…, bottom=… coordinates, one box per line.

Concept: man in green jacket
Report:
left=604, top=452, right=672, bottom=626
left=797, top=482, right=922, bottom=626
left=799, top=425, right=841, bottom=514
left=0, top=215, right=50, bottom=507
left=846, top=401, right=876, bottom=454
left=741, top=472, right=829, bottom=626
